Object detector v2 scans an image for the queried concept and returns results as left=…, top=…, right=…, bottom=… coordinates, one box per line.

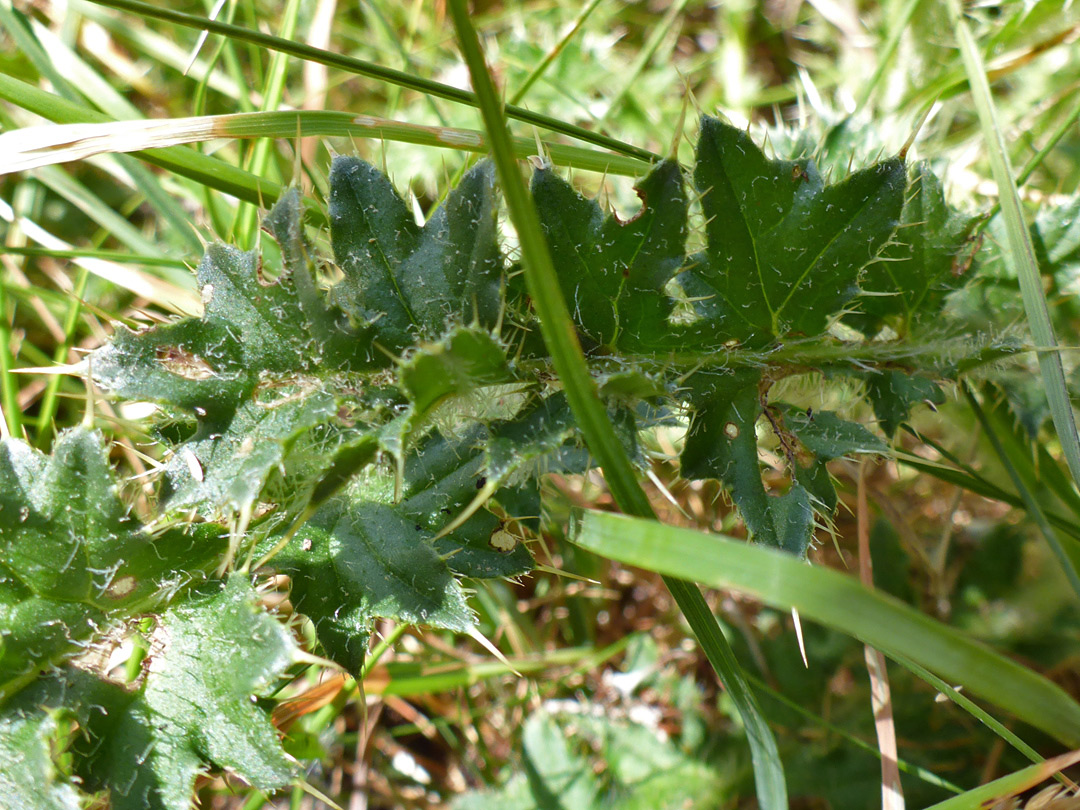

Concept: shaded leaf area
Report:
left=274, top=498, right=474, bottom=674
left=678, top=115, right=907, bottom=347
left=0, top=712, right=81, bottom=810
left=92, top=190, right=371, bottom=515
left=849, top=161, right=979, bottom=337
left=272, top=392, right=585, bottom=674
left=330, top=158, right=507, bottom=353
left=0, top=428, right=224, bottom=691
left=531, top=159, right=687, bottom=352
left=0, top=575, right=296, bottom=810
left=681, top=371, right=887, bottom=556
left=862, top=369, right=946, bottom=437
left=399, top=326, right=514, bottom=423
left=1032, top=194, right=1080, bottom=277
left=162, top=389, right=337, bottom=512
left=681, top=370, right=814, bottom=555
left=951, top=194, right=1080, bottom=338
left=453, top=710, right=728, bottom=810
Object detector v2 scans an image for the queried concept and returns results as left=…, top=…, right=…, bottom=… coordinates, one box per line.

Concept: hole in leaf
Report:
left=155, top=346, right=216, bottom=380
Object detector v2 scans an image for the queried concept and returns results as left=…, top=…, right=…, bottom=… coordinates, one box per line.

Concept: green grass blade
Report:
left=889, top=653, right=1046, bottom=768
left=0, top=72, right=288, bottom=211
left=569, top=508, right=1080, bottom=747
left=34, top=267, right=89, bottom=447
left=896, top=454, right=1080, bottom=546
left=0, top=282, right=19, bottom=438
left=946, top=0, right=1080, bottom=496
left=508, top=0, right=604, bottom=106
left=0, top=2, right=201, bottom=252
left=598, top=0, right=690, bottom=126
left=854, top=0, right=922, bottom=112
left=1, top=110, right=650, bottom=177
left=81, top=0, right=660, bottom=164
left=0, top=246, right=188, bottom=268
left=230, top=0, right=300, bottom=248
left=447, top=4, right=788, bottom=807
left=924, top=750, right=1080, bottom=810
left=962, top=383, right=1080, bottom=601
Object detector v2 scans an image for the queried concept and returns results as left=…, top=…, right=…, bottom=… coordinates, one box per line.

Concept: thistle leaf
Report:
left=531, top=159, right=688, bottom=351
left=330, top=158, right=505, bottom=352
left=0, top=429, right=224, bottom=689
left=11, top=576, right=297, bottom=810
left=679, top=115, right=906, bottom=345
left=852, top=162, right=978, bottom=335
left=274, top=499, right=474, bottom=674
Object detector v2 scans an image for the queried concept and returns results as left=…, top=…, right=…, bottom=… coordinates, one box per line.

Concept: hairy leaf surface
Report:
left=275, top=498, right=474, bottom=674
left=330, top=158, right=504, bottom=352
left=680, top=371, right=814, bottom=554
left=8, top=576, right=297, bottom=810
left=0, top=429, right=223, bottom=689
left=531, top=159, right=687, bottom=351
left=853, top=162, right=978, bottom=335
left=92, top=194, right=370, bottom=513
left=680, top=115, right=906, bottom=345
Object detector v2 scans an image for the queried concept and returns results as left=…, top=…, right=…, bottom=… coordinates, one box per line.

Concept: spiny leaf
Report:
left=779, top=405, right=889, bottom=458
left=271, top=392, right=587, bottom=671
left=679, top=115, right=906, bottom=345
left=399, top=326, right=514, bottom=423
left=94, top=237, right=362, bottom=424
left=0, top=429, right=225, bottom=688
left=263, top=188, right=360, bottom=357
left=852, top=161, right=978, bottom=336
left=162, top=390, right=337, bottom=514
left=402, top=426, right=536, bottom=579
left=275, top=498, right=473, bottom=674
left=864, top=370, right=946, bottom=437
left=531, top=159, right=688, bottom=352
left=680, top=370, right=815, bottom=555
left=36, top=576, right=295, bottom=810
left=0, top=711, right=81, bottom=810
left=681, top=375, right=885, bottom=556
left=330, top=158, right=505, bottom=353
left=93, top=193, right=370, bottom=513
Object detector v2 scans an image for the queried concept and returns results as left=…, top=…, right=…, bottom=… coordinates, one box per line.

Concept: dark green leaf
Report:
left=56, top=576, right=295, bottom=810
left=0, top=711, right=80, bottom=809
left=779, top=405, right=888, bottom=458
left=275, top=499, right=473, bottom=674
left=0, top=429, right=225, bottom=689
left=531, top=159, right=687, bottom=351
left=864, top=370, right=945, bottom=437
left=402, top=426, right=535, bottom=579
left=94, top=237, right=359, bottom=423
left=93, top=193, right=377, bottom=513
left=484, top=392, right=579, bottom=483
left=262, top=187, right=363, bottom=360
left=330, top=158, right=504, bottom=352
left=852, top=162, right=978, bottom=335
left=680, top=371, right=815, bottom=555
left=680, top=115, right=906, bottom=344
